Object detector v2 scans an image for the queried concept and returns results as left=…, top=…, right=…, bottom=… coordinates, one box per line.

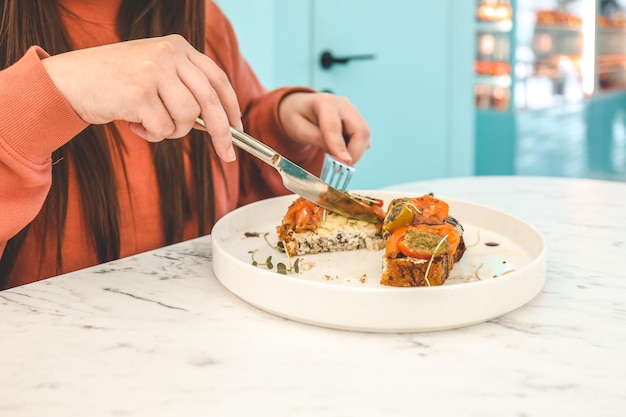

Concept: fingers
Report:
left=155, top=78, right=201, bottom=139
left=335, top=98, right=371, bottom=164
left=161, top=56, right=234, bottom=160
left=130, top=35, right=242, bottom=161
left=310, top=94, right=371, bottom=165
left=313, top=94, right=352, bottom=164
left=186, top=50, right=243, bottom=129
left=183, top=48, right=242, bottom=161
left=43, top=34, right=242, bottom=162
left=163, top=35, right=241, bottom=161
left=279, top=92, right=371, bottom=165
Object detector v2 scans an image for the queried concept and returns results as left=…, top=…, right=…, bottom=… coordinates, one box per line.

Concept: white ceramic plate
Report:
left=211, top=191, right=546, bottom=332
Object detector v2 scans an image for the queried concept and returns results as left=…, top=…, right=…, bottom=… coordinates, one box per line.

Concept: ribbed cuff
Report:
left=0, top=46, right=88, bottom=165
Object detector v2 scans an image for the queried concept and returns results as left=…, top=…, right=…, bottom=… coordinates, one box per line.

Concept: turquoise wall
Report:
left=215, top=0, right=312, bottom=90
left=216, top=1, right=626, bottom=183
left=215, top=0, right=476, bottom=189
left=214, top=0, right=280, bottom=88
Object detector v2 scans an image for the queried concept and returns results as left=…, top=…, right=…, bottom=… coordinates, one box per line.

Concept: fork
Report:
left=195, top=117, right=355, bottom=191
left=193, top=118, right=379, bottom=223
left=320, top=153, right=355, bottom=192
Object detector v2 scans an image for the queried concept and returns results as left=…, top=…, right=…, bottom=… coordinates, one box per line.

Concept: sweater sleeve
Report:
left=205, top=1, right=325, bottom=206
left=0, top=46, right=88, bottom=255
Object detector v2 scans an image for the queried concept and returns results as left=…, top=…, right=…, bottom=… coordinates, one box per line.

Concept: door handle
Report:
left=320, top=50, right=376, bottom=69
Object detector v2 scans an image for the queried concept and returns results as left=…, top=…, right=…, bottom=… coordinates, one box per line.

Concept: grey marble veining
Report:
left=1, top=176, right=625, bottom=417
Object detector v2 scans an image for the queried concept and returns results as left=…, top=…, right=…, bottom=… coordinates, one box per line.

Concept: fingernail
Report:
left=341, top=150, right=353, bottom=163
left=227, top=145, right=236, bottom=161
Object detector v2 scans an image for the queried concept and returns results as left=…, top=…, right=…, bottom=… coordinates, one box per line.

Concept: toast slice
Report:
left=381, top=236, right=466, bottom=287
left=276, top=197, right=385, bottom=257
left=380, top=195, right=466, bottom=287
left=276, top=194, right=465, bottom=288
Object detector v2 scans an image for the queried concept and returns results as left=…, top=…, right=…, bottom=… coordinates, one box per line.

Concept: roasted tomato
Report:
left=409, top=195, right=449, bottom=224
left=385, top=224, right=461, bottom=259
left=285, top=194, right=385, bottom=231
left=371, top=204, right=386, bottom=221
left=383, top=195, right=449, bottom=232
left=282, top=197, right=326, bottom=232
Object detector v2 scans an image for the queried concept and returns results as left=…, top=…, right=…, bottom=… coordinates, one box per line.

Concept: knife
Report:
left=195, top=118, right=380, bottom=223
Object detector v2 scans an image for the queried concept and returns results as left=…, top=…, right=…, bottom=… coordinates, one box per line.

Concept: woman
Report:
left=0, top=0, right=371, bottom=289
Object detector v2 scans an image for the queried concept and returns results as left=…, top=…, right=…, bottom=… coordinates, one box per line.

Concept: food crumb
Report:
left=299, top=261, right=315, bottom=271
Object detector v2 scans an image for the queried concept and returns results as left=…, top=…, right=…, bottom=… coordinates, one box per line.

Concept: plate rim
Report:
left=212, top=191, right=546, bottom=293
left=211, top=190, right=547, bottom=332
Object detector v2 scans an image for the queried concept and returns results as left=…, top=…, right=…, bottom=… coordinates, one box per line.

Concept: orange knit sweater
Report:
left=0, top=0, right=323, bottom=288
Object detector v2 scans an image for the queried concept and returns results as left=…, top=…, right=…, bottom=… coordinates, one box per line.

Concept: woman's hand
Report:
left=41, top=34, right=242, bottom=162
left=278, top=92, right=371, bottom=165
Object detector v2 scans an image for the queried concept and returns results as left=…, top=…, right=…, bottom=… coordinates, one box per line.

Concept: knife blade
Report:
left=273, top=155, right=381, bottom=223
left=194, top=118, right=380, bottom=223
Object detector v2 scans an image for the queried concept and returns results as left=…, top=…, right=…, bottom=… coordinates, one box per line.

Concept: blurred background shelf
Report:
left=475, top=0, right=626, bottom=182
left=477, top=20, right=514, bottom=31
left=217, top=0, right=626, bottom=185
left=475, top=74, right=513, bottom=87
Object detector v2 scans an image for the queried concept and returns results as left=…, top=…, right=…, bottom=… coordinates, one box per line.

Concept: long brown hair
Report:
left=0, top=0, right=217, bottom=287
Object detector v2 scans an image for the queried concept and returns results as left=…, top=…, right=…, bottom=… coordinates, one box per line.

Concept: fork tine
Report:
left=327, top=166, right=340, bottom=187
left=338, top=168, right=354, bottom=191
left=320, top=158, right=332, bottom=181
left=320, top=154, right=355, bottom=192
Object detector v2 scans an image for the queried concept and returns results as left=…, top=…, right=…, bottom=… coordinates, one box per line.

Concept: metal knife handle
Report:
left=229, top=127, right=277, bottom=165
left=194, top=117, right=277, bottom=166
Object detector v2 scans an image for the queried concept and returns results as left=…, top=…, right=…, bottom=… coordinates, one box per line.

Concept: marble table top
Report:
left=1, top=176, right=625, bottom=417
